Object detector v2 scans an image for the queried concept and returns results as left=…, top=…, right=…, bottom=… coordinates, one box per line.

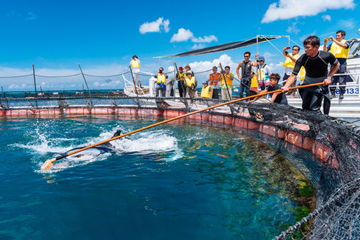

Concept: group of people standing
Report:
left=130, top=29, right=350, bottom=115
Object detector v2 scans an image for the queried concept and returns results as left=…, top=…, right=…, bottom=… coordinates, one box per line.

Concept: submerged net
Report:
left=239, top=103, right=360, bottom=240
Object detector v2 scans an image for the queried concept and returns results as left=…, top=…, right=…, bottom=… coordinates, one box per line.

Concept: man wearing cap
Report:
left=130, top=55, right=141, bottom=88
left=154, top=67, right=168, bottom=97
left=200, top=81, right=213, bottom=99
left=323, top=30, right=351, bottom=100
left=208, top=66, right=220, bottom=99
left=257, top=56, right=271, bottom=90
left=176, top=66, right=186, bottom=97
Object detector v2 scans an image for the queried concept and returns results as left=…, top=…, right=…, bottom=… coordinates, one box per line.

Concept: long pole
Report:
left=78, top=64, right=94, bottom=107
left=32, top=64, right=38, bottom=108
left=40, top=81, right=326, bottom=171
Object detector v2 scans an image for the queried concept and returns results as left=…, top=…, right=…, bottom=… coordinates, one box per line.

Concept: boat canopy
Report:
left=154, top=35, right=288, bottom=59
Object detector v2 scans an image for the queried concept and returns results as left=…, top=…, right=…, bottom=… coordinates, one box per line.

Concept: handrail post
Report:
left=129, top=66, right=140, bottom=107
left=78, top=64, right=94, bottom=107
left=32, top=64, right=38, bottom=108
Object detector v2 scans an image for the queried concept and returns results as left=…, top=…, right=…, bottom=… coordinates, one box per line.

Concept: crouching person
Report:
left=200, top=81, right=213, bottom=99
left=249, top=73, right=287, bottom=105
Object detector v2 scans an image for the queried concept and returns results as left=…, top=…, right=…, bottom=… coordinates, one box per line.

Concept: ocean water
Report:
left=0, top=116, right=311, bottom=240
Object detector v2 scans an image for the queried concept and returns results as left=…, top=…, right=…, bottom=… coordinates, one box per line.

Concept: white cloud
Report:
left=139, top=17, right=170, bottom=34
left=261, top=0, right=355, bottom=23
left=170, top=28, right=194, bottom=42
left=191, top=35, right=218, bottom=43
left=171, top=29, right=218, bottom=44
left=26, top=12, right=38, bottom=20
left=187, top=54, right=238, bottom=75
left=286, top=22, right=300, bottom=34
left=322, top=15, right=332, bottom=21
left=191, top=44, right=205, bottom=50
left=338, top=19, right=356, bottom=29
left=163, top=19, right=170, bottom=33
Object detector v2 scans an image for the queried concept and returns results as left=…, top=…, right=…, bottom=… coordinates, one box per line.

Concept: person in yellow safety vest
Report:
left=154, top=67, right=168, bottom=97
left=185, top=72, right=197, bottom=99
left=323, top=30, right=351, bottom=100
left=283, top=45, right=302, bottom=98
left=200, top=81, right=213, bottom=99
left=176, top=66, right=186, bottom=97
left=250, top=71, right=258, bottom=92
left=220, top=66, right=234, bottom=100
left=130, top=55, right=141, bottom=88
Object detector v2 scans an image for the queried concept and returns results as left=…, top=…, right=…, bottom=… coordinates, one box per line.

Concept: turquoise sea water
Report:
left=0, top=116, right=310, bottom=239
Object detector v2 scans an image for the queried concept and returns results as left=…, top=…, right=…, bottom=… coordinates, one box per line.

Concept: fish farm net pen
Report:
left=2, top=91, right=360, bottom=239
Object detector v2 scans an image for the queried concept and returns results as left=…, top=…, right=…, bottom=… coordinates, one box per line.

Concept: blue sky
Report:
left=0, top=0, right=359, bottom=91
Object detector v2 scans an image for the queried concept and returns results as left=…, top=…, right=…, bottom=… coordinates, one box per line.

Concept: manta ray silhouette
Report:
left=65, top=130, right=123, bottom=158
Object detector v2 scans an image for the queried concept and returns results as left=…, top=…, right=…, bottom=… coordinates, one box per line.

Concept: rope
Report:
left=84, top=71, right=130, bottom=77
left=264, top=36, right=284, bottom=55
left=36, top=73, right=82, bottom=78
left=0, top=74, right=33, bottom=78
left=289, top=38, right=302, bottom=48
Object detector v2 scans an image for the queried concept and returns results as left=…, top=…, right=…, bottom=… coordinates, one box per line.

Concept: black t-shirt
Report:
left=292, top=51, right=338, bottom=78
left=267, top=84, right=287, bottom=104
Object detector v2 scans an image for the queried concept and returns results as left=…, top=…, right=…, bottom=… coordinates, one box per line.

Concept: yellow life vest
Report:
left=283, top=54, right=300, bottom=69
left=131, top=60, right=140, bottom=68
left=330, top=39, right=350, bottom=59
left=201, top=86, right=213, bottom=98
left=251, top=74, right=258, bottom=88
left=220, top=73, right=233, bottom=87
left=177, top=72, right=186, bottom=81
left=157, top=74, right=166, bottom=84
left=299, top=67, right=306, bottom=81
left=185, top=76, right=196, bottom=87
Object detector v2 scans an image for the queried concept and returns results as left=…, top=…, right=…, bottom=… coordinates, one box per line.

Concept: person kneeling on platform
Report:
left=200, top=81, right=213, bottom=99
left=185, top=72, right=197, bottom=99
left=249, top=73, right=287, bottom=105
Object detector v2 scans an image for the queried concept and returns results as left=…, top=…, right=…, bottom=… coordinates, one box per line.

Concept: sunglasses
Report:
left=244, top=55, right=250, bottom=57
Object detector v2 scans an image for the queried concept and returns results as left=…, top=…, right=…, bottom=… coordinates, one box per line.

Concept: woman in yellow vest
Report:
left=200, top=81, right=213, bottom=99
left=130, top=55, right=141, bottom=88
left=185, top=72, right=197, bottom=99
left=323, top=30, right=351, bottom=99
left=283, top=46, right=301, bottom=98
left=154, top=67, right=168, bottom=97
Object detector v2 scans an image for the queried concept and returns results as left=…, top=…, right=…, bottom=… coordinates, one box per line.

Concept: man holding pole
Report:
left=282, top=36, right=339, bottom=115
